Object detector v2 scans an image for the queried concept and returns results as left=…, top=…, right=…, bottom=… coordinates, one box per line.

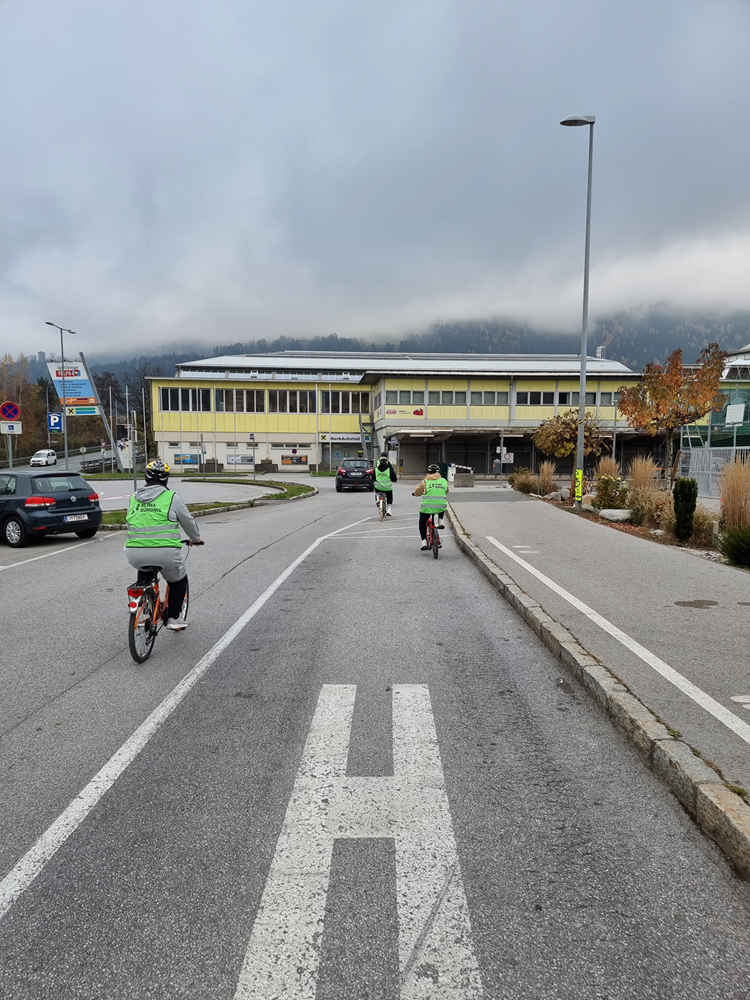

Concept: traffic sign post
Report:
left=1, top=408, right=21, bottom=470
left=1, top=401, right=21, bottom=422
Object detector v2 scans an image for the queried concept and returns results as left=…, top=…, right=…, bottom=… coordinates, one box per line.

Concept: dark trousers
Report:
left=136, top=569, right=187, bottom=619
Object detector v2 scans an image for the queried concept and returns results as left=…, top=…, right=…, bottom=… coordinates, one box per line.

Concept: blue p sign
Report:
left=48, top=412, right=62, bottom=432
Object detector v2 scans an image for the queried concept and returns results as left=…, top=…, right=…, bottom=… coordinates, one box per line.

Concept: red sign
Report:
left=1, top=401, right=20, bottom=421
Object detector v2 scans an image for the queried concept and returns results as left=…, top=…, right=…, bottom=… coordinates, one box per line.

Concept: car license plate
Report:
left=64, top=514, right=88, bottom=522
left=351, top=472, right=362, bottom=476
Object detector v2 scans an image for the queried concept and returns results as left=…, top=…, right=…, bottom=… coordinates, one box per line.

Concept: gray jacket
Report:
left=130, top=484, right=201, bottom=542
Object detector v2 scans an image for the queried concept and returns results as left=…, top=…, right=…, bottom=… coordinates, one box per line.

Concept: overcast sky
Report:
left=1, top=0, right=749, bottom=357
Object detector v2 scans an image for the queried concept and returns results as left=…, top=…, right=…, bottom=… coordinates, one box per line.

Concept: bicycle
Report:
left=425, top=513, right=442, bottom=559
left=127, top=539, right=203, bottom=663
left=376, top=490, right=388, bottom=521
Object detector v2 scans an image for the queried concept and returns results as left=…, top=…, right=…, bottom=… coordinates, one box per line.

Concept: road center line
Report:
left=233, top=684, right=483, bottom=999
left=0, top=515, right=371, bottom=921
left=486, top=535, right=750, bottom=745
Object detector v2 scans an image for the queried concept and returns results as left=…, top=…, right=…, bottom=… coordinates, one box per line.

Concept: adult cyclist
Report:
left=125, top=460, right=202, bottom=630
left=413, top=463, right=448, bottom=550
left=374, top=451, right=397, bottom=516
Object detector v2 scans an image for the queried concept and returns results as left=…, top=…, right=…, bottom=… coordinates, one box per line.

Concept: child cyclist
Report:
left=374, top=451, right=397, bottom=516
left=413, top=464, right=448, bottom=550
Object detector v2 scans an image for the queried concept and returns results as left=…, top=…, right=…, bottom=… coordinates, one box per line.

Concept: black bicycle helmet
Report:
left=428, top=463, right=440, bottom=473
left=380, top=451, right=388, bottom=458
left=145, top=459, right=171, bottom=486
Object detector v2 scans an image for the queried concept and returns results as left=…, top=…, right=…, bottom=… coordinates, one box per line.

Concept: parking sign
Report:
left=48, top=412, right=63, bottom=432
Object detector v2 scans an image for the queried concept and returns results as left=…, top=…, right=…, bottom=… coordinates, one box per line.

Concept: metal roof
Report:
left=176, top=350, right=634, bottom=380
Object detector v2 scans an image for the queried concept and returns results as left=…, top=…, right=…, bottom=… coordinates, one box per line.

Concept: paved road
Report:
left=93, top=479, right=269, bottom=509
left=1, top=480, right=749, bottom=998
left=449, top=486, right=750, bottom=794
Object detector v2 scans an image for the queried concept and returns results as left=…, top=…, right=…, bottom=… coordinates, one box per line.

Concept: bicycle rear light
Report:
left=127, top=586, right=144, bottom=611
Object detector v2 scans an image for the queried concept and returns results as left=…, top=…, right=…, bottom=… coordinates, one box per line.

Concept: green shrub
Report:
left=718, top=526, right=750, bottom=567
left=673, top=478, right=698, bottom=542
left=690, top=504, right=717, bottom=547
left=594, top=475, right=629, bottom=510
left=630, top=486, right=671, bottom=528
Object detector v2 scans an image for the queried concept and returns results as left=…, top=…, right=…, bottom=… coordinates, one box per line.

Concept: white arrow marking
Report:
left=234, top=684, right=483, bottom=999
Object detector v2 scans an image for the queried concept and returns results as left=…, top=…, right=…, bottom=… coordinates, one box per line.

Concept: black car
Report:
left=335, top=458, right=375, bottom=492
left=0, top=471, right=102, bottom=547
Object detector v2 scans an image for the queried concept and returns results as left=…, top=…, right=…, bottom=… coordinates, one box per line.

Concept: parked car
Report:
left=0, top=471, right=102, bottom=547
left=335, top=458, right=375, bottom=492
left=30, top=449, right=57, bottom=467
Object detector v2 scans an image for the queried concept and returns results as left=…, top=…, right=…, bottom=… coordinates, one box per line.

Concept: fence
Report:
left=688, top=446, right=750, bottom=497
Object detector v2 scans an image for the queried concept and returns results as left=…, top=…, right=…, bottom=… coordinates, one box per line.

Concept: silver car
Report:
left=30, top=449, right=57, bottom=466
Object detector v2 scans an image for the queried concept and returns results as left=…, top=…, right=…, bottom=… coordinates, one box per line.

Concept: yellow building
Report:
left=149, top=351, right=640, bottom=474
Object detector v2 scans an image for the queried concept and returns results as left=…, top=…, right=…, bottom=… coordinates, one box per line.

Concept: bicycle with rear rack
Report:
left=127, top=539, right=203, bottom=663
left=376, top=490, right=388, bottom=521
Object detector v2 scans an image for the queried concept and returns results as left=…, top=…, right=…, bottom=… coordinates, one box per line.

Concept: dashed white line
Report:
left=486, top=535, right=750, bottom=746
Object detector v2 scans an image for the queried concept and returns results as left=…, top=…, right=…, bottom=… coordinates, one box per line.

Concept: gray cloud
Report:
left=1, top=0, right=749, bottom=355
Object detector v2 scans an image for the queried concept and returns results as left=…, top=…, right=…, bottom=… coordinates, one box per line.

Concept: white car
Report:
left=30, top=449, right=57, bottom=467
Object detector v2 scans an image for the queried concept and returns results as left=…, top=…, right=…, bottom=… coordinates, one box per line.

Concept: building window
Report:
left=497, top=391, right=508, bottom=404
left=470, top=391, right=482, bottom=405
left=600, top=392, right=612, bottom=405
left=428, top=391, right=441, bottom=405
left=162, top=387, right=210, bottom=411
left=321, top=390, right=367, bottom=414
left=441, top=391, right=453, bottom=406
left=483, top=391, right=495, bottom=405
left=529, top=391, right=541, bottom=405
left=167, top=441, right=179, bottom=447
left=586, top=391, right=596, bottom=405
left=542, top=391, right=554, bottom=405
left=399, top=391, right=411, bottom=404
left=374, top=392, right=382, bottom=409
left=558, top=392, right=570, bottom=405
left=385, top=390, right=398, bottom=404
left=455, top=391, right=467, bottom=406
left=412, top=390, right=424, bottom=404
left=516, top=391, right=528, bottom=405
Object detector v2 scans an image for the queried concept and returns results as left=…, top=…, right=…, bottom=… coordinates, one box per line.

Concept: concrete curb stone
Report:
left=97, top=486, right=318, bottom=531
left=446, top=503, right=750, bottom=880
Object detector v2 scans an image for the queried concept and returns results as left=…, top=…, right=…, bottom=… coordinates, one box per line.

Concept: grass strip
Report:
left=100, top=499, right=255, bottom=525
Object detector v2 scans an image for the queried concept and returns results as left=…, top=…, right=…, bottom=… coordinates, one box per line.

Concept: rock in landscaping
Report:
left=582, top=493, right=596, bottom=506
left=649, top=528, right=665, bottom=536
left=600, top=509, right=633, bottom=522
left=582, top=503, right=597, bottom=513
left=545, top=491, right=563, bottom=501
left=560, top=489, right=570, bottom=500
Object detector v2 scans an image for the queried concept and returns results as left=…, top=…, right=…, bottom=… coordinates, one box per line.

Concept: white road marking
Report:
left=0, top=516, right=370, bottom=921
left=0, top=532, right=118, bottom=571
left=730, top=696, right=750, bottom=703
left=234, top=684, right=482, bottom=999
left=486, top=535, right=750, bottom=746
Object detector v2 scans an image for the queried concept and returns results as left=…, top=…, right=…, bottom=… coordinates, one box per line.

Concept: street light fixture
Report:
left=560, top=113, right=595, bottom=510
left=45, top=321, right=76, bottom=471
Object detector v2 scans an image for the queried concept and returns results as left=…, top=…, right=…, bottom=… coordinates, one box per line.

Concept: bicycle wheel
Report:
left=129, top=590, right=156, bottom=663
left=379, top=497, right=386, bottom=521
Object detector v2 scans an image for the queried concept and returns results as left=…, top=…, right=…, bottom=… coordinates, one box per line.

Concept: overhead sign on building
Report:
left=66, top=405, right=100, bottom=416
left=46, top=362, right=98, bottom=406
left=319, top=433, right=361, bottom=443
left=384, top=407, right=425, bottom=418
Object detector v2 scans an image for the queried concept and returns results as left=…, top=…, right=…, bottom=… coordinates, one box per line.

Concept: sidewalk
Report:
left=449, top=487, right=750, bottom=793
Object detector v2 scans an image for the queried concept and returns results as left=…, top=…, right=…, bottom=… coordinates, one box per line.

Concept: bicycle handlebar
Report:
left=182, top=539, right=204, bottom=546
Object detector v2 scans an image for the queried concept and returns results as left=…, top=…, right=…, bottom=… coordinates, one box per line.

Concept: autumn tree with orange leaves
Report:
left=617, top=343, right=727, bottom=484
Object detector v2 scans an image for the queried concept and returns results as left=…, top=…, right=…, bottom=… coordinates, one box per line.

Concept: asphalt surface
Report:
left=449, top=486, right=750, bottom=793
left=1, top=479, right=749, bottom=998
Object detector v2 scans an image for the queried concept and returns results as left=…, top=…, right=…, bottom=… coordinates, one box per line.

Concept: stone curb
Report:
left=97, top=487, right=318, bottom=531
left=446, top=503, right=750, bottom=880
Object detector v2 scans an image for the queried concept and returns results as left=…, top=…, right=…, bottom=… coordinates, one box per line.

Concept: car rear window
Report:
left=342, top=460, right=368, bottom=469
left=32, top=475, right=90, bottom=493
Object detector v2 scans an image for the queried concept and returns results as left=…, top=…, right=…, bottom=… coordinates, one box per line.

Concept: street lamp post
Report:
left=560, top=114, right=595, bottom=510
left=45, top=322, right=76, bottom=471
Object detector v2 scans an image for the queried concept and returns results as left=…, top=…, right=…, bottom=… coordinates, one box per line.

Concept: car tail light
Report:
left=128, top=586, right=144, bottom=611
left=88, top=493, right=100, bottom=503
left=338, top=468, right=346, bottom=474
left=366, top=468, right=374, bottom=474
left=25, top=495, right=56, bottom=508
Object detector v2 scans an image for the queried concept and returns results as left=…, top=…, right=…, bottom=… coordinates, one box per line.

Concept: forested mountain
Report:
left=26, top=309, right=750, bottom=384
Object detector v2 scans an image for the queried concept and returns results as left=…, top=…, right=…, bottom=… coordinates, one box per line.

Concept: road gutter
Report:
left=447, top=502, right=750, bottom=880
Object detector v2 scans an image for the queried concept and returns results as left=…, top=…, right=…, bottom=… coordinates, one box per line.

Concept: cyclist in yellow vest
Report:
left=413, top=463, right=448, bottom=550
left=374, top=451, right=397, bottom=516
left=125, top=460, right=201, bottom=629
